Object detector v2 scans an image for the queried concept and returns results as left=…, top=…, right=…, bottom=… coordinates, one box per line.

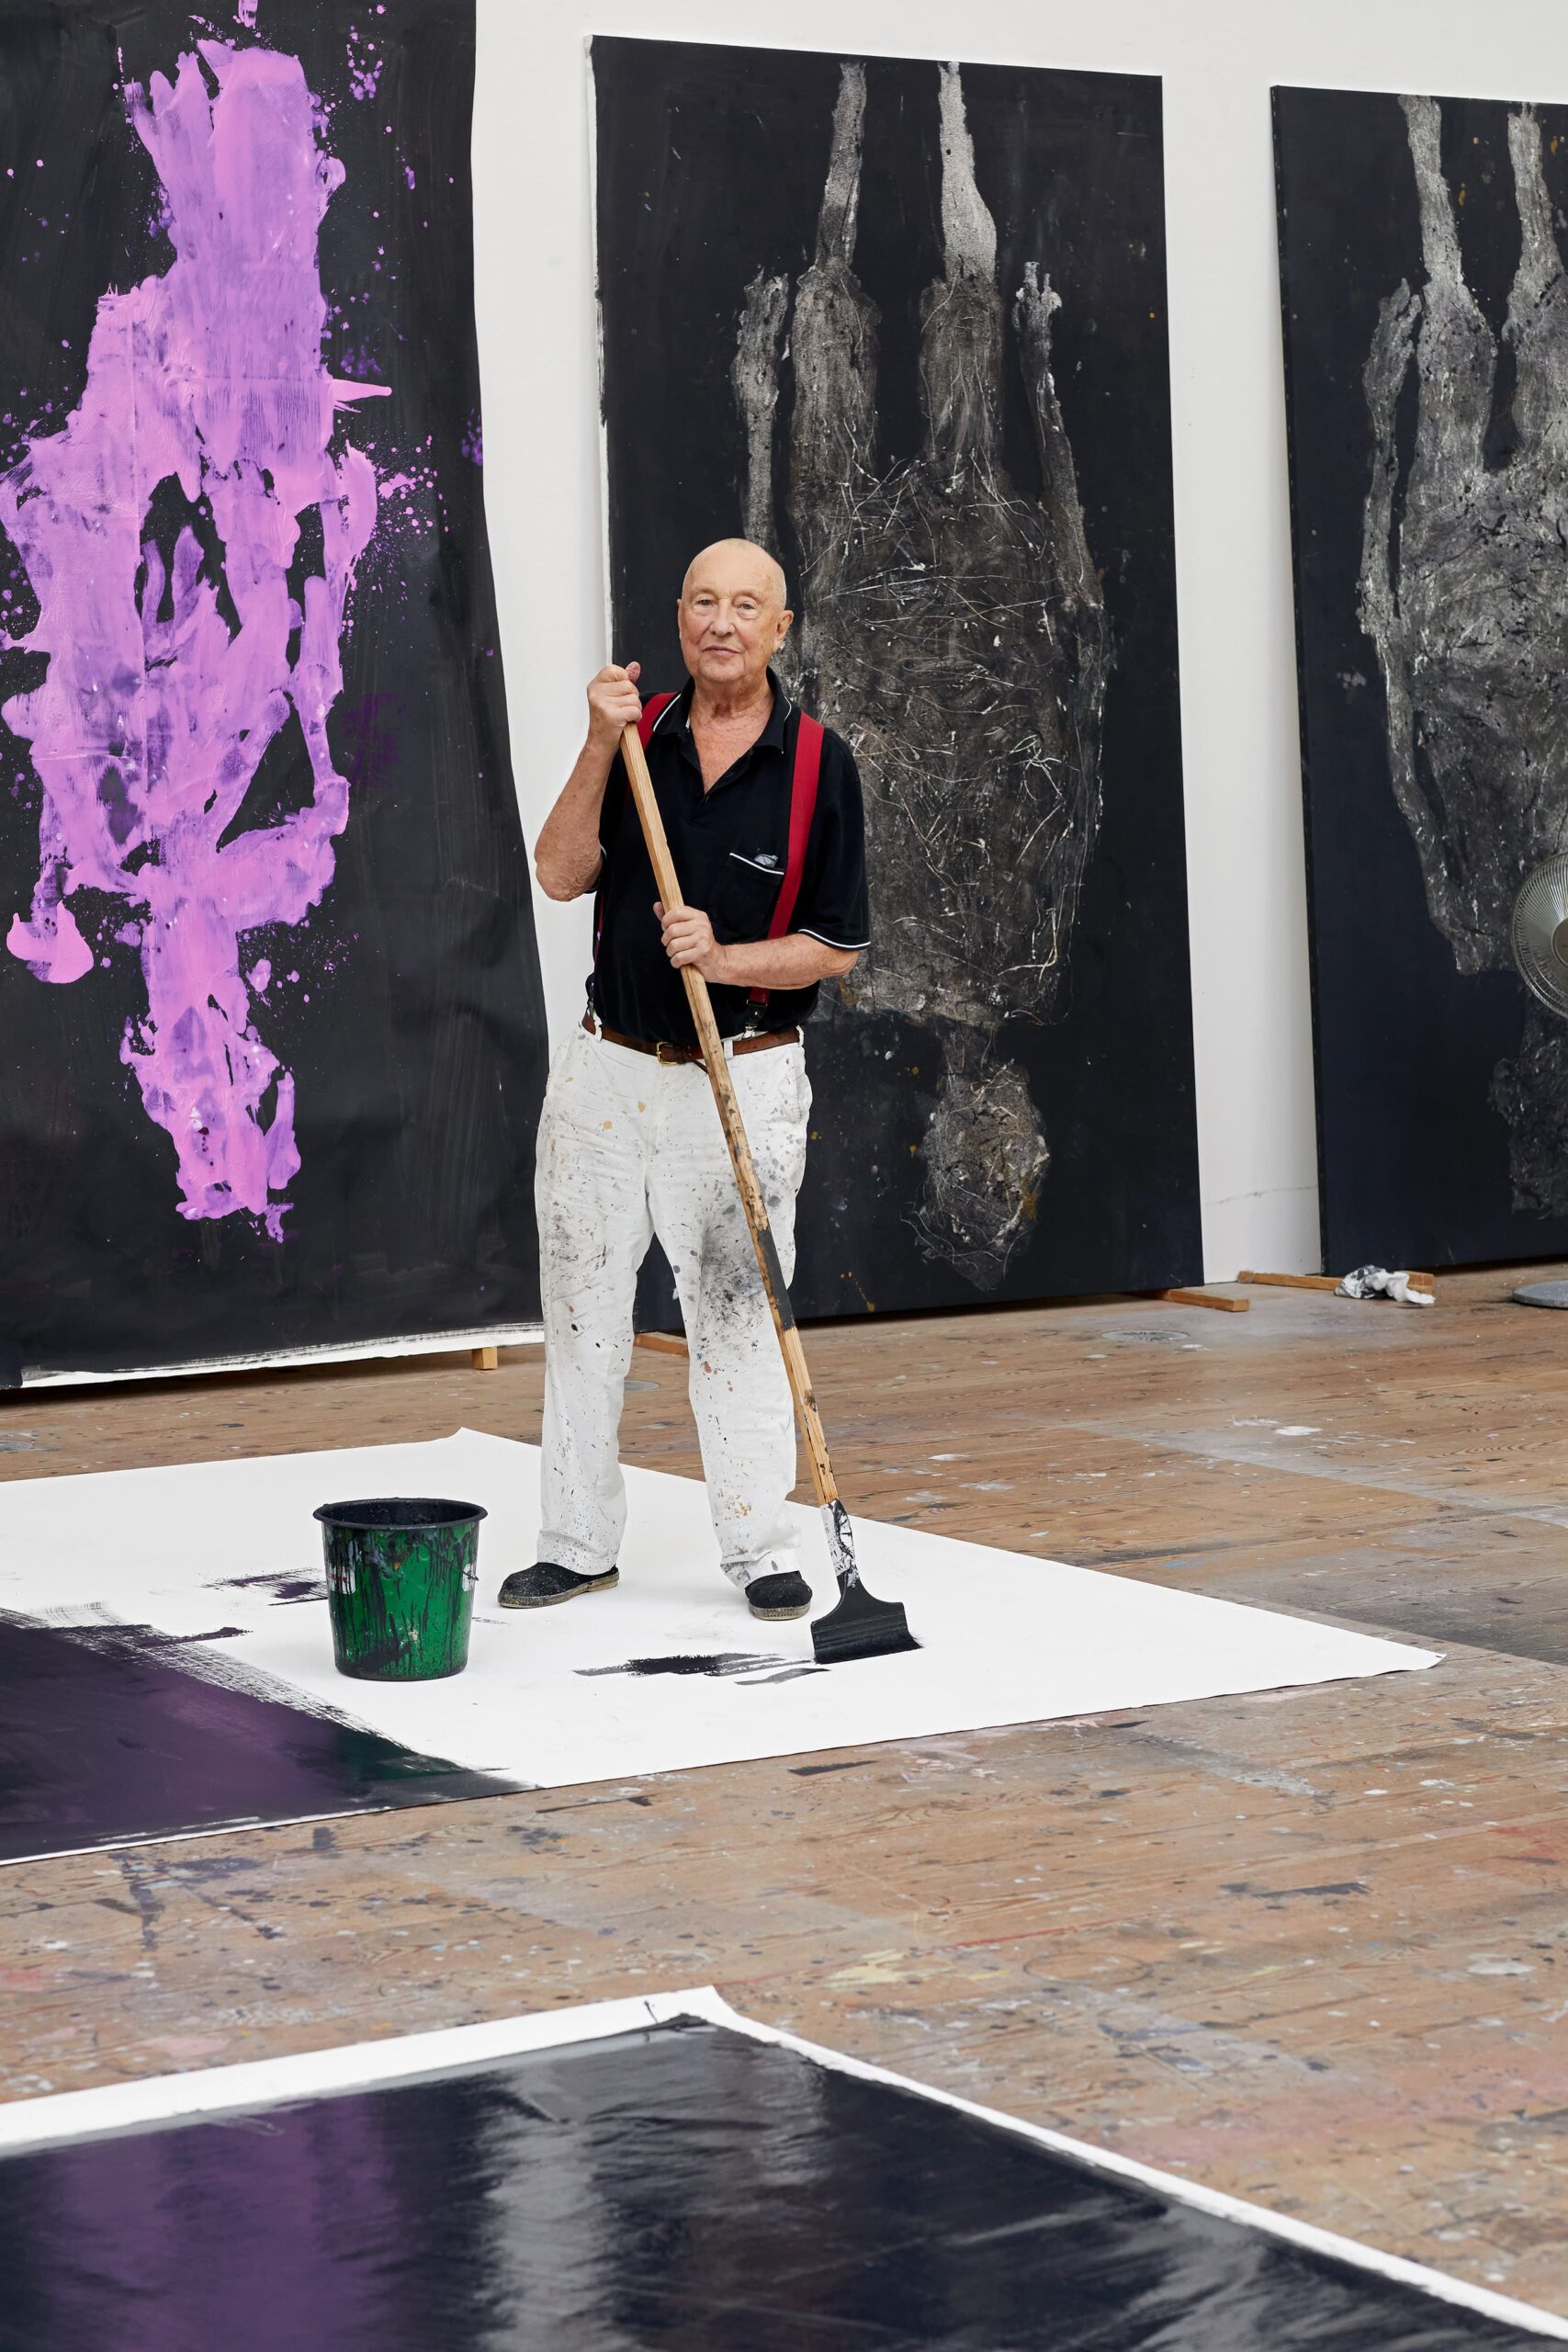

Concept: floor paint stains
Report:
left=0, top=2019, right=1545, bottom=2348
left=0, top=1612, right=518, bottom=1865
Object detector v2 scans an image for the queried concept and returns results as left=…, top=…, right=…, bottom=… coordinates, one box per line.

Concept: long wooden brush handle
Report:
left=619, top=720, right=839, bottom=1511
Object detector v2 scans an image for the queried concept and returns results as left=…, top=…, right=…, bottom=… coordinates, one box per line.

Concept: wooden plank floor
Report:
left=5, top=1267, right=1568, bottom=2315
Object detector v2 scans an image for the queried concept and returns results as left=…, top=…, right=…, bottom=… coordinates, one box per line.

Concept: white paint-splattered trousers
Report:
left=535, top=1021, right=811, bottom=1590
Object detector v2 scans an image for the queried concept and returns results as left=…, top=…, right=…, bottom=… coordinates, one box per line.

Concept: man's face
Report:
left=677, top=543, right=792, bottom=695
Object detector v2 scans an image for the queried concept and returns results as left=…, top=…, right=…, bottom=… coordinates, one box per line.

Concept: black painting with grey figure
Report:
left=1277, top=87, right=1568, bottom=1268
left=595, top=39, right=1200, bottom=1317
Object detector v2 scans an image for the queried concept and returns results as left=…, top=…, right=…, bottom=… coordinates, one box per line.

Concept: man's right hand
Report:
left=586, top=661, right=643, bottom=752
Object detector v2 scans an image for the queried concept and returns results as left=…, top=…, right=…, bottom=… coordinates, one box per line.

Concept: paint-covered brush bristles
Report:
left=810, top=1500, right=919, bottom=1665
left=811, top=1577, right=919, bottom=1665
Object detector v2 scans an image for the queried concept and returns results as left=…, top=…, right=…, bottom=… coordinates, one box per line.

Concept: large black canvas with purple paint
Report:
left=594, top=39, right=1200, bottom=1318
left=0, top=2018, right=1540, bottom=2347
left=0, top=1608, right=518, bottom=1864
left=1276, top=88, right=1568, bottom=1271
left=0, top=1, right=546, bottom=1377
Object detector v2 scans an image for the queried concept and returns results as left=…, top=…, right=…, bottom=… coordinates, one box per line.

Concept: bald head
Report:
left=677, top=537, right=794, bottom=706
left=681, top=537, right=788, bottom=609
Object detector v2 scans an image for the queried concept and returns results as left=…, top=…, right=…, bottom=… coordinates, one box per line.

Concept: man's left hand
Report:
left=656, top=901, right=730, bottom=982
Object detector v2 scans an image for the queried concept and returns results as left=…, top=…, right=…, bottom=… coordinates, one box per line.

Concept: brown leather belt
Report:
left=581, top=1010, right=798, bottom=1066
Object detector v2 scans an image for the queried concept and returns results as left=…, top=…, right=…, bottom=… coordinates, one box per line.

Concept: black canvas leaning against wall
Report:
left=593, top=36, right=1201, bottom=1319
left=0, top=0, right=546, bottom=1378
left=1276, top=85, right=1568, bottom=1272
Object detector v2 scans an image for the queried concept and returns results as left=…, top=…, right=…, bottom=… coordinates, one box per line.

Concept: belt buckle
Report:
left=655, top=1040, right=683, bottom=1065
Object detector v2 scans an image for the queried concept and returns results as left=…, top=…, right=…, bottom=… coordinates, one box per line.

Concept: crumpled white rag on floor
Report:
left=1336, top=1265, right=1434, bottom=1306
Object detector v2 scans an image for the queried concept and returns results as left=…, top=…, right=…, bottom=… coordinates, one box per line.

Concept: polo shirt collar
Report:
left=668, top=670, right=793, bottom=771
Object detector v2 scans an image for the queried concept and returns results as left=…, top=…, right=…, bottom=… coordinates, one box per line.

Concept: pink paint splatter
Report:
left=0, top=42, right=386, bottom=1239
left=345, top=25, right=383, bottom=102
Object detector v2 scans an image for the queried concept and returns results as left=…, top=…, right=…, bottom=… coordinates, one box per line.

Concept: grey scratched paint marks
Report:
left=1360, top=95, right=1568, bottom=1215
left=735, top=61, right=1110, bottom=1289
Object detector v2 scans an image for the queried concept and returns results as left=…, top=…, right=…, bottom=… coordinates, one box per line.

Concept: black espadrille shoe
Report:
left=497, top=1562, right=618, bottom=1609
left=745, top=1570, right=812, bottom=1622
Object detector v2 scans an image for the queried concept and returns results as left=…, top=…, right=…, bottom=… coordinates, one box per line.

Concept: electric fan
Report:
left=1511, top=855, right=1568, bottom=1019
left=1509, top=857, right=1568, bottom=1307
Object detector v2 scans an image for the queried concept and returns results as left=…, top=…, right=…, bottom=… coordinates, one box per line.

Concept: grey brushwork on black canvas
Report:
left=1359, top=96, right=1568, bottom=1216
left=733, top=62, right=1110, bottom=1288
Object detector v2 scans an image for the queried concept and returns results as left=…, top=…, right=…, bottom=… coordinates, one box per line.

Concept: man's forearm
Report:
left=535, top=739, right=616, bottom=901
left=706, top=933, right=858, bottom=989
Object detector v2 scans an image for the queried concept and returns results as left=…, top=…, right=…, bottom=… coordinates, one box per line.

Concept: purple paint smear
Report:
left=0, top=42, right=384, bottom=1238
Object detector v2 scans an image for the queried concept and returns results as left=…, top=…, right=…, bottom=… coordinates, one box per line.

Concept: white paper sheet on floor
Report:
left=0, top=1429, right=1437, bottom=1788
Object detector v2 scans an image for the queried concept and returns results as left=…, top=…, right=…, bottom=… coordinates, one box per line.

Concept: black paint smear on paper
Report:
left=596, top=38, right=1201, bottom=1319
left=0, top=1611, right=519, bottom=1864
left=0, top=0, right=546, bottom=1376
left=575, top=1650, right=825, bottom=1681
left=1275, top=86, right=1568, bottom=1268
left=218, top=1573, right=329, bottom=1605
left=0, top=2018, right=1540, bottom=2349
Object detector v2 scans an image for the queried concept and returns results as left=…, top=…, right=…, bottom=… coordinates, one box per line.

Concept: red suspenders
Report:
left=603, top=693, right=824, bottom=1016
left=750, top=709, right=822, bottom=1008
left=636, top=692, right=680, bottom=748
left=765, top=711, right=824, bottom=941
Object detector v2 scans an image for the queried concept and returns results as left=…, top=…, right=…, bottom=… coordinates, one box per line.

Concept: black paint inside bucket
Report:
left=0, top=2020, right=1540, bottom=2348
left=311, top=1498, right=489, bottom=1531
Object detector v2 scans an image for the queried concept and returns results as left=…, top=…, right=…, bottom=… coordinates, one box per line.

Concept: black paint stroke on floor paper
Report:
left=0, top=1610, right=519, bottom=1863
left=0, top=1, right=546, bottom=1377
left=0, top=2018, right=1541, bottom=2350
left=594, top=38, right=1201, bottom=1320
left=1276, top=86, right=1568, bottom=1270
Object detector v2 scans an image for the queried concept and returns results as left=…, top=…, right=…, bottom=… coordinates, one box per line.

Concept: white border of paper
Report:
left=0, top=1985, right=1562, bottom=2340
left=19, top=1324, right=542, bottom=1391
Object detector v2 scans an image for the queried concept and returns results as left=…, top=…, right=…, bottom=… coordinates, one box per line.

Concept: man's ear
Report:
left=776, top=607, right=795, bottom=644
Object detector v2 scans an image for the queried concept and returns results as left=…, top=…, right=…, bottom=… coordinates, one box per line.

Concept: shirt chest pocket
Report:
left=714, top=846, right=786, bottom=943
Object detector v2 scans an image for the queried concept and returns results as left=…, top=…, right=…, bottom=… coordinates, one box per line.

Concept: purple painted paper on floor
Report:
left=1, top=40, right=383, bottom=1239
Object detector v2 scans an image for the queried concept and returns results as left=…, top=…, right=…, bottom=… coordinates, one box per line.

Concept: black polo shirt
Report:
left=589, top=673, right=869, bottom=1047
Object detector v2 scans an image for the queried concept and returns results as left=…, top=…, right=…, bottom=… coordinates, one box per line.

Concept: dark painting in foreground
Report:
left=0, top=0, right=546, bottom=1375
left=594, top=38, right=1200, bottom=1318
left=0, top=1611, right=517, bottom=1862
left=0, top=2018, right=1539, bottom=2350
left=1276, top=85, right=1568, bottom=1270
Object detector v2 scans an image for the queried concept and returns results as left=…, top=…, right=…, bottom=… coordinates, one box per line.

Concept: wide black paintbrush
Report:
left=620, top=721, right=919, bottom=1666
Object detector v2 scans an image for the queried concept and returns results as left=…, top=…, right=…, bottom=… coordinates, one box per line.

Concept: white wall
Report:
left=472, top=0, right=1568, bottom=1283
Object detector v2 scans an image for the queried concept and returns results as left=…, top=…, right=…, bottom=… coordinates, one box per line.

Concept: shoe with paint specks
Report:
left=745, top=1571, right=813, bottom=1622
left=497, top=1563, right=619, bottom=1609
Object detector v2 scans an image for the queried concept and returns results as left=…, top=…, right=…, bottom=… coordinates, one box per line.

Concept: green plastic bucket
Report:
left=312, top=1497, right=487, bottom=1682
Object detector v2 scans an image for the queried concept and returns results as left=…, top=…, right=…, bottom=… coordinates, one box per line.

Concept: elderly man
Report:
left=500, top=540, right=868, bottom=1622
